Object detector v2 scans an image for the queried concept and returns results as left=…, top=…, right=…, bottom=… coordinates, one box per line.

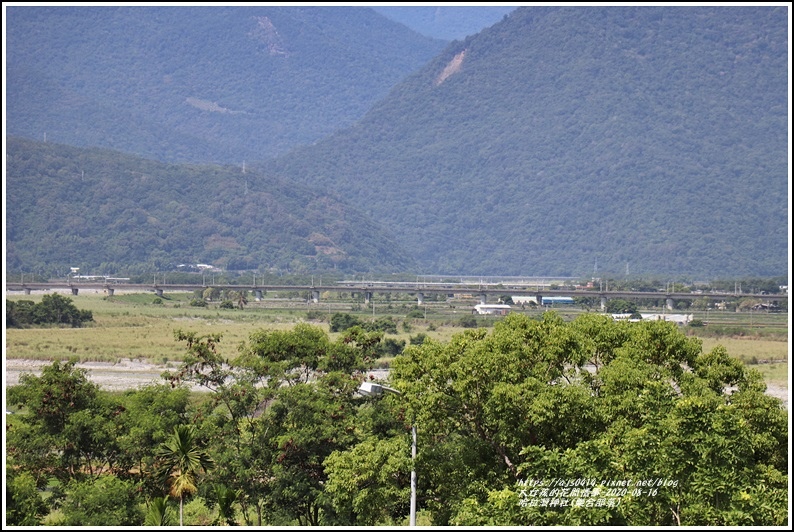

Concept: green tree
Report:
left=116, top=384, right=192, bottom=492
left=262, top=377, right=360, bottom=525
left=167, top=330, right=274, bottom=525
left=34, top=293, right=94, bottom=326
left=170, top=323, right=373, bottom=525
left=203, top=287, right=220, bottom=302
left=324, top=435, right=413, bottom=525
left=605, top=298, right=638, bottom=314
left=60, top=475, right=144, bottom=526
left=324, top=392, right=415, bottom=525
left=156, top=426, right=214, bottom=526
left=238, top=324, right=368, bottom=524
left=6, top=295, right=93, bottom=328
left=365, top=312, right=789, bottom=526
left=5, top=360, right=121, bottom=488
left=330, top=312, right=363, bottom=332
left=6, top=299, right=36, bottom=327
left=5, top=470, right=48, bottom=526
left=211, top=484, right=241, bottom=525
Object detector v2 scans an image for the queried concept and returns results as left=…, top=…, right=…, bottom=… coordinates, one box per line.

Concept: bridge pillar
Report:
left=312, top=290, right=320, bottom=304
left=600, top=296, right=607, bottom=311
left=155, top=288, right=163, bottom=297
left=24, top=288, right=31, bottom=295
left=255, top=289, right=263, bottom=301
left=106, top=288, right=114, bottom=296
left=417, top=293, right=424, bottom=305
left=666, top=298, right=674, bottom=311
left=364, top=291, right=373, bottom=305
left=71, top=287, right=79, bottom=296
left=479, top=294, right=487, bottom=305
left=536, top=294, right=543, bottom=307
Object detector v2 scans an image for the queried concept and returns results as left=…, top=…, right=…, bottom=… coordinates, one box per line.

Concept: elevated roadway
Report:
left=5, top=281, right=787, bottom=310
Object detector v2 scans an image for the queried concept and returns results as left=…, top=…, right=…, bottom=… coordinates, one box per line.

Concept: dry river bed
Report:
left=4, top=358, right=787, bottom=410
left=3, top=359, right=391, bottom=396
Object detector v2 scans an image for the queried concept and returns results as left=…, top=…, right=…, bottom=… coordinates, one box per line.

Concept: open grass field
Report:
left=5, top=290, right=789, bottom=390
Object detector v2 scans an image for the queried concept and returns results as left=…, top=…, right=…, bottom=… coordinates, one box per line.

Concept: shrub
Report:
left=458, top=315, right=478, bottom=328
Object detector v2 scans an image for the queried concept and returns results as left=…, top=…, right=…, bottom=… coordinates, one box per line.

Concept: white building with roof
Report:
left=474, top=303, right=512, bottom=315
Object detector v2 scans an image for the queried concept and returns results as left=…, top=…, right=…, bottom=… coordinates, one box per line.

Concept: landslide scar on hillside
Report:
left=435, top=49, right=466, bottom=86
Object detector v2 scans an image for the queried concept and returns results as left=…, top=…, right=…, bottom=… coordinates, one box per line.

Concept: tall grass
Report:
left=6, top=291, right=789, bottom=389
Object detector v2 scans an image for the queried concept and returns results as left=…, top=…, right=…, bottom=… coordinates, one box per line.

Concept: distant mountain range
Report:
left=259, top=6, right=789, bottom=278
left=372, top=5, right=516, bottom=40
left=4, top=5, right=789, bottom=279
left=5, top=6, right=445, bottom=164
left=5, top=137, right=412, bottom=275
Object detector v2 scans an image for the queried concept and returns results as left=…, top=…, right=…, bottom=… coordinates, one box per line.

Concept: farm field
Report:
left=5, top=289, right=789, bottom=398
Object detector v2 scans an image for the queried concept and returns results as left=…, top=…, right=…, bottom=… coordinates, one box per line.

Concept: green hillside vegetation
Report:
left=260, top=6, right=788, bottom=278
left=5, top=6, right=446, bottom=164
left=5, top=137, right=413, bottom=276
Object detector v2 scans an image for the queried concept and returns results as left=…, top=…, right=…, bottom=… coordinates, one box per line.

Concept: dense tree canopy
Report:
left=6, top=294, right=93, bottom=328
left=5, top=313, right=787, bottom=525
left=263, top=6, right=788, bottom=277
left=382, top=313, right=788, bottom=525
left=6, top=6, right=445, bottom=164
left=5, top=137, right=413, bottom=276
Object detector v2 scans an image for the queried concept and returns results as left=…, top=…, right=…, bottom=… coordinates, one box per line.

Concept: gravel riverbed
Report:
left=3, top=359, right=392, bottom=395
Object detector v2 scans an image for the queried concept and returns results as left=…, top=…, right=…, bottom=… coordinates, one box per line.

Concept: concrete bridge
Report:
left=5, top=281, right=787, bottom=311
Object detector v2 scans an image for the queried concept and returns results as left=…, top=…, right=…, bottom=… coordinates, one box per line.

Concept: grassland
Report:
left=5, top=290, right=789, bottom=389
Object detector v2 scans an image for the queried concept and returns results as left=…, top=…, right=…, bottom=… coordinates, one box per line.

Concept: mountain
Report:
left=258, top=6, right=789, bottom=279
left=371, top=5, right=517, bottom=40
left=5, top=137, right=414, bottom=275
left=4, top=6, right=446, bottom=164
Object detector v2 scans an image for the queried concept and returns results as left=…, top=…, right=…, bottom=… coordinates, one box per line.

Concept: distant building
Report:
left=474, top=303, right=511, bottom=315
left=510, top=296, right=574, bottom=306
left=542, top=296, right=575, bottom=306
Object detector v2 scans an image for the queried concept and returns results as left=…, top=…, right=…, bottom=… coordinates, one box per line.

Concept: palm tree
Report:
left=156, top=426, right=214, bottom=526
left=236, top=290, right=248, bottom=310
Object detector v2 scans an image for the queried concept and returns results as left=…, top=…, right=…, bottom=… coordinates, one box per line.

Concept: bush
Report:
left=380, top=337, right=406, bottom=356
left=363, top=316, right=398, bottom=334
left=219, top=300, right=235, bottom=309
left=306, top=310, right=326, bottom=321
left=410, top=333, right=428, bottom=345
left=458, top=315, right=478, bottom=328
left=190, top=299, right=208, bottom=307
left=330, top=313, right=363, bottom=332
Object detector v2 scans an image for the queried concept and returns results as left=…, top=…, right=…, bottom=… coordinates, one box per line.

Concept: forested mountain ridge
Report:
left=5, top=137, right=414, bottom=275
left=259, top=6, right=789, bottom=278
left=371, top=5, right=517, bottom=40
left=5, top=6, right=446, bottom=164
